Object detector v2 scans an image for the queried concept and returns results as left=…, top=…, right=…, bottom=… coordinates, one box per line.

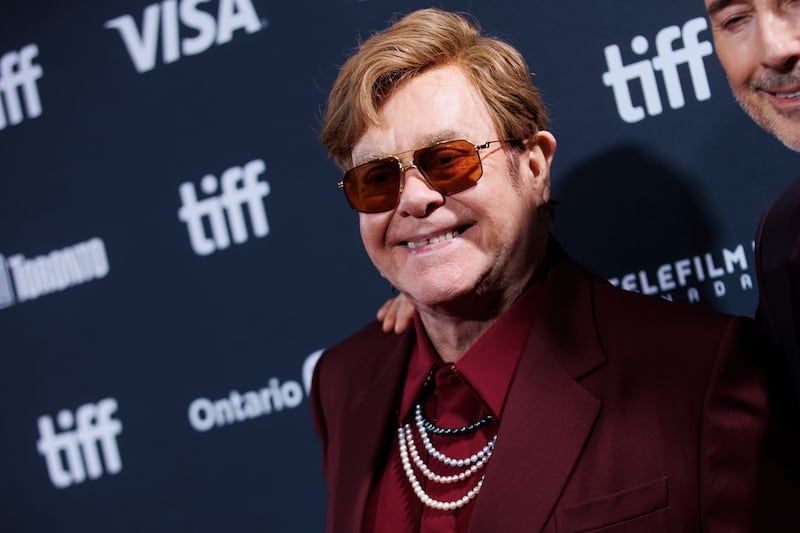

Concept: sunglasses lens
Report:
left=416, top=140, right=483, bottom=193
left=340, top=140, right=487, bottom=213
left=342, top=157, right=401, bottom=213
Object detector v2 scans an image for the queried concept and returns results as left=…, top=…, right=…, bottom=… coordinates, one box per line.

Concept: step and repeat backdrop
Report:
left=2, top=0, right=798, bottom=531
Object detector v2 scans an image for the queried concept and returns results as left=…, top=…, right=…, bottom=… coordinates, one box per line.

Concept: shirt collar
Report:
left=398, top=265, right=547, bottom=423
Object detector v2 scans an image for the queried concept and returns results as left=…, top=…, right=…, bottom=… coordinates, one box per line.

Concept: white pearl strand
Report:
left=397, top=425, right=485, bottom=511
left=415, top=405, right=497, bottom=467
left=402, top=422, right=493, bottom=483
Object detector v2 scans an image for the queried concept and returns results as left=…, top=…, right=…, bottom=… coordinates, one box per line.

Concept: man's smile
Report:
left=405, top=229, right=461, bottom=249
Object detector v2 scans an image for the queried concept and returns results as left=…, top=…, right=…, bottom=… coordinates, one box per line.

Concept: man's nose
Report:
left=758, top=11, right=800, bottom=71
left=395, top=165, right=445, bottom=218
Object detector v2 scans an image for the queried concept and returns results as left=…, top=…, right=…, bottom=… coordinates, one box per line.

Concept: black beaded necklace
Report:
left=415, top=403, right=494, bottom=436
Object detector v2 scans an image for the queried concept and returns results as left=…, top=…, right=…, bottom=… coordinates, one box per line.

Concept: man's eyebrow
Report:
left=352, top=150, right=388, bottom=167
left=706, top=0, right=735, bottom=16
left=352, top=129, right=465, bottom=166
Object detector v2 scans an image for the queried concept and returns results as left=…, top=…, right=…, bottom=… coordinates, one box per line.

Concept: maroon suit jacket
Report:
left=311, top=241, right=797, bottom=532
left=756, top=176, right=800, bottom=410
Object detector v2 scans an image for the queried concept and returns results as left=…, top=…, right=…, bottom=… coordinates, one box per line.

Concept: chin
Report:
left=760, top=119, right=800, bottom=153
left=735, top=92, right=800, bottom=152
left=776, top=131, right=800, bottom=152
left=402, top=279, right=475, bottom=309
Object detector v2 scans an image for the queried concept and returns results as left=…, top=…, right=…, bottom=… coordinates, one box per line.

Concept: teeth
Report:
left=776, top=90, right=800, bottom=99
left=407, top=230, right=459, bottom=249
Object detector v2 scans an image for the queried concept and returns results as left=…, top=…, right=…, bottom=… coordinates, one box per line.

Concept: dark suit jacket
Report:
left=311, top=242, right=796, bottom=532
left=756, top=176, right=800, bottom=410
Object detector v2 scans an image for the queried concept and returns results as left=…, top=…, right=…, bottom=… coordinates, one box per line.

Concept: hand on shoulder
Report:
left=377, top=293, right=415, bottom=334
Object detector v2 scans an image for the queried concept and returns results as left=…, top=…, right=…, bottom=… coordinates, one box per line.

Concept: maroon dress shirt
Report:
left=362, top=282, right=543, bottom=533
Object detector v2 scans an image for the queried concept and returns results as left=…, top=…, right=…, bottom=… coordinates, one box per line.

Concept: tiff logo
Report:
left=178, top=159, right=270, bottom=256
left=0, top=255, right=15, bottom=309
left=602, top=17, right=713, bottom=124
left=105, top=0, right=264, bottom=73
left=0, top=44, right=43, bottom=130
left=36, top=398, right=123, bottom=489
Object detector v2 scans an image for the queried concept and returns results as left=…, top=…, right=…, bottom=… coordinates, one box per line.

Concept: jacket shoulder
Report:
left=590, top=277, right=759, bottom=362
left=315, top=320, right=413, bottom=388
left=594, top=277, right=738, bottom=329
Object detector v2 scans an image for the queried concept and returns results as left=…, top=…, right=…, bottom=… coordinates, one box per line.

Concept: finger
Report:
left=378, top=298, right=398, bottom=332
left=376, top=299, right=391, bottom=321
left=392, top=298, right=414, bottom=334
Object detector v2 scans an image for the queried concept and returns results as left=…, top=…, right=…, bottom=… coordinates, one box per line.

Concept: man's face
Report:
left=705, top=0, right=800, bottom=151
left=351, top=65, right=556, bottom=312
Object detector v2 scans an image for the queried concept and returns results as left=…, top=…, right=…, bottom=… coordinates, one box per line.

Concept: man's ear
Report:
left=526, top=131, right=557, bottom=201
left=527, top=131, right=557, bottom=177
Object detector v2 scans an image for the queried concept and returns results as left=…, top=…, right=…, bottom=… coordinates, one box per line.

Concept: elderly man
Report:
left=311, top=8, right=794, bottom=532
left=704, top=0, right=800, bottom=408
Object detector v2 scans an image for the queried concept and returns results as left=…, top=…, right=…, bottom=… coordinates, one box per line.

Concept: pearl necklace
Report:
left=415, top=405, right=497, bottom=467
left=395, top=404, right=498, bottom=511
left=401, top=423, right=493, bottom=484
left=397, top=425, right=486, bottom=511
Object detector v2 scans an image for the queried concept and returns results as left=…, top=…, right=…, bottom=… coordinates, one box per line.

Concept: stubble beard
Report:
left=732, top=69, right=800, bottom=153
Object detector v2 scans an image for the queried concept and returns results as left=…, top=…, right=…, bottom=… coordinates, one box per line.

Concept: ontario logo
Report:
left=187, top=350, right=322, bottom=432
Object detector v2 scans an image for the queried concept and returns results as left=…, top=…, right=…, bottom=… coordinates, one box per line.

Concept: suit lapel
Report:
left=469, top=242, right=605, bottom=532
left=331, top=329, right=414, bottom=533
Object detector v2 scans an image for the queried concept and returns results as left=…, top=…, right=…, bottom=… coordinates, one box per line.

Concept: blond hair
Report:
left=320, top=8, right=550, bottom=170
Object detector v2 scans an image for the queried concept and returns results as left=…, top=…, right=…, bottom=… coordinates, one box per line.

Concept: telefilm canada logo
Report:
left=36, top=398, right=123, bottom=489
left=608, top=241, right=755, bottom=304
left=0, top=237, right=109, bottom=310
left=602, top=17, right=714, bottom=123
left=105, top=0, right=266, bottom=73
left=187, top=350, right=322, bottom=432
left=0, top=43, right=43, bottom=131
left=177, top=158, right=271, bottom=256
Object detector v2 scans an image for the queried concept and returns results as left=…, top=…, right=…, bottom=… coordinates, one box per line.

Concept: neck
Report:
left=417, top=313, right=495, bottom=363
left=416, top=256, right=545, bottom=363
left=408, top=229, right=550, bottom=362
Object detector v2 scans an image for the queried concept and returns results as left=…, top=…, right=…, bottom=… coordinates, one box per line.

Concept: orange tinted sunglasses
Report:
left=338, top=139, right=511, bottom=213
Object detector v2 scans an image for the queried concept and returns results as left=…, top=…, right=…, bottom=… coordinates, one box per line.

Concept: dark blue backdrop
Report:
left=1, top=1, right=797, bottom=531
